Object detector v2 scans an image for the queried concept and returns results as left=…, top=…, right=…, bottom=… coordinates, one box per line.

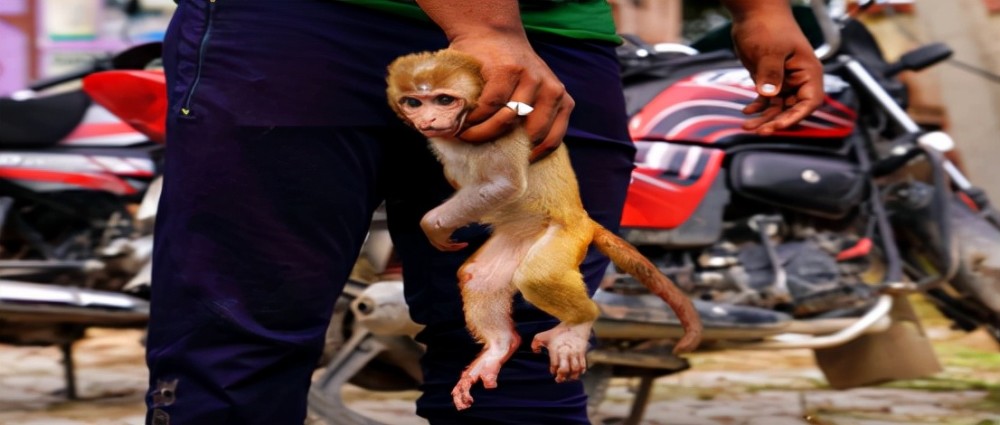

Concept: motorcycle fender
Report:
left=813, top=295, right=941, bottom=389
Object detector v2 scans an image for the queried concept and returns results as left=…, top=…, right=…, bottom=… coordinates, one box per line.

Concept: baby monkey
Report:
left=386, top=49, right=702, bottom=410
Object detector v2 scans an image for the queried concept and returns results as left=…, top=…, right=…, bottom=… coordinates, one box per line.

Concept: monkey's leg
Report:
left=452, top=229, right=539, bottom=410
left=512, top=223, right=599, bottom=383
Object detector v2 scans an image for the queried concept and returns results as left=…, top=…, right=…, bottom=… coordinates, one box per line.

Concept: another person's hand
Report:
left=451, top=33, right=572, bottom=162
left=725, top=0, right=825, bottom=135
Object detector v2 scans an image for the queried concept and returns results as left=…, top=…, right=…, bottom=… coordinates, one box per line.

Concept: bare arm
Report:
left=720, top=0, right=825, bottom=135
left=413, top=0, right=571, bottom=160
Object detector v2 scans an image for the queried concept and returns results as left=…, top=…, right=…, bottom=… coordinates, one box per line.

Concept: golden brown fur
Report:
left=386, top=49, right=702, bottom=410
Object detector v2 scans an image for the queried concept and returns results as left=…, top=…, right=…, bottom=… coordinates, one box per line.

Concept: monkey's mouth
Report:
left=418, top=125, right=461, bottom=139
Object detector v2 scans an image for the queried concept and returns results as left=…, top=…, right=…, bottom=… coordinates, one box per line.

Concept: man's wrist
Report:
left=720, top=0, right=794, bottom=22
left=414, top=0, right=526, bottom=42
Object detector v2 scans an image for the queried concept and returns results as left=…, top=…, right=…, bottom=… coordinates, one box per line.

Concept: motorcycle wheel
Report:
left=948, top=199, right=1000, bottom=345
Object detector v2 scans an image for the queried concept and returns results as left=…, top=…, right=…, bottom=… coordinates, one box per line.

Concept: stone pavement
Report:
left=596, top=371, right=998, bottom=425
left=1, top=328, right=998, bottom=425
left=0, top=329, right=147, bottom=425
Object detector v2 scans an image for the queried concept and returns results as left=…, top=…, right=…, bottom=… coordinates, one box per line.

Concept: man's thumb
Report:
left=753, top=56, right=785, bottom=96
left=759, top=82, right=780, bottom=96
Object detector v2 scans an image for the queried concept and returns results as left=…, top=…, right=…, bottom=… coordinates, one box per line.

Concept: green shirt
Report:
left=337, top=0, right=621, bottom=44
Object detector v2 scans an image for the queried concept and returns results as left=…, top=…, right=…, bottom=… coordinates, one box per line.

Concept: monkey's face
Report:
left=386, top=49, right=484, bottom=139
left=396, top=89, right=469, bottom=139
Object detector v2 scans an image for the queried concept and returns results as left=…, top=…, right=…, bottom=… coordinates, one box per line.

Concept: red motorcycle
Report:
left=309, top=1, right=1000, bottom=424
left=606, top=0, right=1000, bottom=346
left=0, top=42, right=166, bottom=399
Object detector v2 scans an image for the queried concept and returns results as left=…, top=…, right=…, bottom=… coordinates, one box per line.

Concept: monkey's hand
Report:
left=420, top=209, right=468, bottom=252
left=530, top=322, right=591, bottom=383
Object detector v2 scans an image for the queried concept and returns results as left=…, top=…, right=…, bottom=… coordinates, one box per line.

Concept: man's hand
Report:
left=722, top=0, right=825, bottom=135
left=415, top=1, right=570, bottom=161
left=451, top=35, right=572, bottom=162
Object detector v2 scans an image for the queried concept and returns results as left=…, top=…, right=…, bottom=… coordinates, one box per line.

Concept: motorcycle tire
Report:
left=948, top=198, right=1000, bottom=345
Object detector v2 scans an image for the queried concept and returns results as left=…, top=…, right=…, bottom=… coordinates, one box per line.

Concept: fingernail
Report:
left=761, top=84, right=777, bottom=94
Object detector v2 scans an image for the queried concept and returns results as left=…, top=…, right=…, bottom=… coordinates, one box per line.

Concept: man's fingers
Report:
left=765, top=101, right=820, bottom=132
left=459, top=108, right=519, bottom=144
left=742, top=95, right=770, bottom=115
left=751, top=54, right=786, bottom=97
left=465, top=71, right=518, bottom=125
left=743, top=96, right=783, bottom=130
left=522, top=100, right=556, bottom=145
left=460, top=72, right=538, bottom=144
left=744, top=97, right=818, bottom=136
left=528, top=100, right=570, bottom=163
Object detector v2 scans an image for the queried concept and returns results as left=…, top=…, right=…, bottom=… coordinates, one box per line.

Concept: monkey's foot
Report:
left=451, top=336, right=520, bottom=410
left=530, top=322, right=592, bottom=383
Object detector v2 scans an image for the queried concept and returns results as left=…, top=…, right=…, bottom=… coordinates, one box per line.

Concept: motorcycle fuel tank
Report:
left=627, top=67, right=858, bottom=145
left=620, top=65, right=860, bottom=237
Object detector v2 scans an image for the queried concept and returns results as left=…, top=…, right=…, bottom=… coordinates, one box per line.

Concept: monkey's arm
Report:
left=421, top=142, right=529, bottom=251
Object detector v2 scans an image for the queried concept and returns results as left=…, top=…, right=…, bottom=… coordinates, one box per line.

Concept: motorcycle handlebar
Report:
left=25, top=42, right=162, bottom=92
left=28, top=63, right=105, bottom=91
left=809, top=0, right=843, bottom=61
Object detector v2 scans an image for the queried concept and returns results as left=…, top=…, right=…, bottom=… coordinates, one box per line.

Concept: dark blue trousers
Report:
left=146, top=1, right=634, bottom=424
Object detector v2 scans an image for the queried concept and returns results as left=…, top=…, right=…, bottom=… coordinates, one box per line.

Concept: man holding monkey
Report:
left=145, top=0, right=823, bottom=424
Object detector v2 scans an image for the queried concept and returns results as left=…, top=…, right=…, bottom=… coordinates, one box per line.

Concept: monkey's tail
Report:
left=591, top=223, right=703, bottom=352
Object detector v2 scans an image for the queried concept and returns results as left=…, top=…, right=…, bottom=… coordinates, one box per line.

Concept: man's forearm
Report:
left=414, top=0, right=526, bottom=42
left=720, top=0, right=795, bottom=22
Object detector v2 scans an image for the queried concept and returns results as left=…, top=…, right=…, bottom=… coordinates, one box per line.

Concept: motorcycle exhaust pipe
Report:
left=594, top=294, right=893, bottom=350
left=0, top=259, right=104, bottom=272
left=0, top=279, right=148, bottom=326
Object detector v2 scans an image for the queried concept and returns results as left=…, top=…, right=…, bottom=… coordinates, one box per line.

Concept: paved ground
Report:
left=1, top=323, right=998, bottom=425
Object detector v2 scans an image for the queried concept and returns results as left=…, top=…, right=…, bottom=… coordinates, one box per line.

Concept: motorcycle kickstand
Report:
left=623, top=376, right=655, bottom=425
left=308, top=328, right=393, bottom=425
left=60, top=342, right=79, bottom=400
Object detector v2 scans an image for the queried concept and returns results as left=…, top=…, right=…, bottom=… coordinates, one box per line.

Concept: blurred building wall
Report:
left=911, top=0, right=1000, bottom=200
left=0, top=0, right=175, bottom=95
left=611, top=0, right=684, bottom=43
left=0, top=0, right=38, bottom=95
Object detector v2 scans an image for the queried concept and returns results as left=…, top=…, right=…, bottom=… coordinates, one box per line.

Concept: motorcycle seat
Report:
left=0, top=90, right=91, bottom=148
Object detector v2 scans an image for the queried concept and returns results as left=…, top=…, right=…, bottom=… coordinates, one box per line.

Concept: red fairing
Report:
left=621, top=142, right=725, bottom=229
left=0, top=168, right=139, bottom=196
left=63, top=122, right=145, bottom=146
left=0, top=151, right=155, bottom=196
left=82, top=70, right=167, bottom=144
left=628, top=68, right=857, bottom=144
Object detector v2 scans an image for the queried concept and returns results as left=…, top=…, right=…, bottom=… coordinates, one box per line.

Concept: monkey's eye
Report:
left=401, top=97, right=422, bottom=108
left=434, top=95, right=455, bottom=106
